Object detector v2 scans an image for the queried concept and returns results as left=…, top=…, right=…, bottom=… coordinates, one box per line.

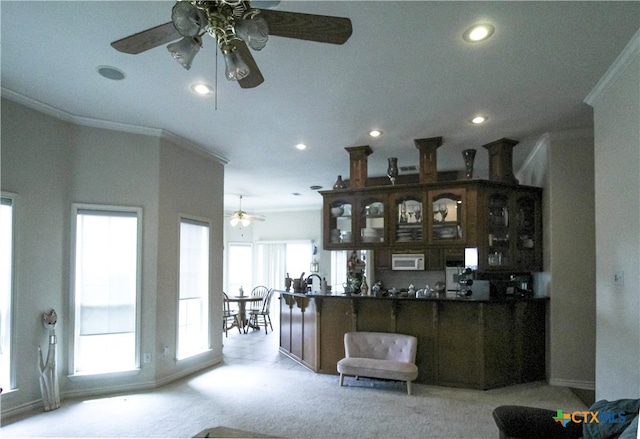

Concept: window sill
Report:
left=68, top=368, right=141, bottom=381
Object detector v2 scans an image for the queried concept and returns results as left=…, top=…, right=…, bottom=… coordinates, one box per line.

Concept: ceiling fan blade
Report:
left=111, top=22, right=181, bottom=54
left=246, top=213, right=266, bottom=221
left=257, top=9, right=352, bottom=45
left=235, top=40, right=265, bottom=89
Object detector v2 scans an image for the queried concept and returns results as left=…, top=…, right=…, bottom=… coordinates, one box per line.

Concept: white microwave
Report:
left=391, top=253, right=425, bottom=271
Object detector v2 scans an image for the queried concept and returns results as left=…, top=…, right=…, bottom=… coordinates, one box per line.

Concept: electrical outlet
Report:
left=614, top=271, right=624, bottom=286
left=143, top=352, right=152, bottom=363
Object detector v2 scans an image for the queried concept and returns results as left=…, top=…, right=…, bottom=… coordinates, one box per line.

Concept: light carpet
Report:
left=1, top=361, right=587, bottom=438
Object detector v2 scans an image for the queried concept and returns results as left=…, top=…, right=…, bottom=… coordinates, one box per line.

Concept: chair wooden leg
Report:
left=266, top=314, right=273, bottom=332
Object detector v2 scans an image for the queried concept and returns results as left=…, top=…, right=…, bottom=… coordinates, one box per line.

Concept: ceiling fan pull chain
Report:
left=215, top=46, right=218, bottom=111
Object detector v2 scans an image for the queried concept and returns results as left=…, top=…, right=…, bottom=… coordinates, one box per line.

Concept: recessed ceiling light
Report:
left=463, top=24, right=495, bottom=43
left=310, top=185, right=323, bottom=190
left=295, top=143, right=307, bottom=150
left=471, top=115, right=487, bottom=124
left=191, top=83, right=213, bottom=95
left=369, top=129, right=383, bottom=138
left=97, top=66, right=126, bottom=81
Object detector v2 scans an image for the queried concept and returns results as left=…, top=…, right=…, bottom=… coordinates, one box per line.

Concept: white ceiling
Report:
left=2, top=1, right=639, bottom=215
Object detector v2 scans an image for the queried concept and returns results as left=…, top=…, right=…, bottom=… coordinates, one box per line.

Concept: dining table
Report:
left=226, top=295, right=264, bottom=333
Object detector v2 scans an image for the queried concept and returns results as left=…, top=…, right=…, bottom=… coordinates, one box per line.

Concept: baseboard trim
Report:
left=0, top=399, right=43, bottom=420
left=1, top=356, right=224, bottom=420
left=549, top=378, right=595, bottom=390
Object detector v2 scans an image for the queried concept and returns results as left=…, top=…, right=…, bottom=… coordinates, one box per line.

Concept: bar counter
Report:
left=277, top=290, right=548, bottom=390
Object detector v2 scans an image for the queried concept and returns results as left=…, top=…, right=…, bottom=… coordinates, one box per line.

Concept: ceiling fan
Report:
left=111, top=0, right=353, bottom=89
left=227, top=195, right=265, bottom=227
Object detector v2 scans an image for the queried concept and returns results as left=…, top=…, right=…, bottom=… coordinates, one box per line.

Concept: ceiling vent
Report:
left=400, top=165, right=417, bottom=172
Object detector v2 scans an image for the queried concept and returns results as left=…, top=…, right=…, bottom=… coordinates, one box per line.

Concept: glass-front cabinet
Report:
left=323, top=194, right=354, bottom=249
left=358, top=196, right=387, bottom=246
left=323, top=192, right=388, bottom=249
left=389, top=191, right=425, bottom=246
left=481, top=187, right=542, bottom=271
left=428, top=188, right=466, bottom=246
left=486, top=191, right=510, bottom=267
left=321, top=183, right=541, bottom=271
left=513, top=192, right=541, bottom=270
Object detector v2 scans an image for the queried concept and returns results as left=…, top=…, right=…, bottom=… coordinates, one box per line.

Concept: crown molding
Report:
left=584, top=28, right=640, bottom=106
left=1, top=87, right=229, bottom=165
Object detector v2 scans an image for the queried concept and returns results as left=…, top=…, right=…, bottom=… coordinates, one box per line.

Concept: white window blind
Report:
left=73, top=207, right=139, bottom=374
left=0, top=196, right=14, bottom=389
left=227, top=243, right=252, bottom=296
left=178, top=219, right=210, bottom=359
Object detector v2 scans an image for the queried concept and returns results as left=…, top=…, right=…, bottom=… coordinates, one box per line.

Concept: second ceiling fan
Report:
left=111, top=0, right=353, bottom=89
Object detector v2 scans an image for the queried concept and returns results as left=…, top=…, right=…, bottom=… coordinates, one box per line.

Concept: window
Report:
left=177, top=219, right=210, bottom=359
left=284, top=242, right=312, bottom=282
left=72, top=206, right=141, bottom=375
left=331, top=250, right=348, bottom=292
left=226, top=243, right=252, bottom=295
left=255, top=241, right=312, bottom=290
left=330, top=250, right=372, bottom=292
left=0, top=195, right=15, bottom=389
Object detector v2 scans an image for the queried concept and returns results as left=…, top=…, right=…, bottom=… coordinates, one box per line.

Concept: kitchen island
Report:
left=278, top=290, right=547, bottom=390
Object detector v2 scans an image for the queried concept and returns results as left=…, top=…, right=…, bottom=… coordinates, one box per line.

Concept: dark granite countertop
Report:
left=276, top=289, right=548, bottom=303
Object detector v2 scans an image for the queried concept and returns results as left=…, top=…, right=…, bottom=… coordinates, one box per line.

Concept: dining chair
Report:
left=248, top=288, right=274, bottom=334
left=222, top=292, right=241, bottom=337
left=249, top=285, right=270, bottom=313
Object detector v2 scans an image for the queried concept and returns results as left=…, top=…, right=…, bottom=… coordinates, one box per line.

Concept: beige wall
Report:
left=1, top=100, right=73, bottom=410
left=547, top=130, right=597, bottom=389
left=1, top=98, right=225, bottom=414
left=587, top=30, right=640, bottom=400
left=517, top=129, right=597, bottom=390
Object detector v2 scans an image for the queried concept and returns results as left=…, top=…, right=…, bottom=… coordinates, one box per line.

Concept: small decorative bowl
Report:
left=331, top=206, right=344, bottom=217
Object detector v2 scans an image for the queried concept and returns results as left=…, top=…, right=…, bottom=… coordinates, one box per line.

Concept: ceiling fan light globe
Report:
left=171, top=1, right=206, bottom=37
left=241, top=218, right=251, bottom=227
left=222, top=47, right=251, bottom=81
left=235, top=17, right=269, bottom=51
left=230, top=217, right=239, bottom=226
left=167, top=37, right=201, bottom=70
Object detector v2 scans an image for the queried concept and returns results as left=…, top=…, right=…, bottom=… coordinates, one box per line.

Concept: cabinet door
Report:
left=480, top=188, right=542, bottom=271
left=323, top=195, right=354, bottom=249
left=484, top=191, right=511, bottom=269
left=512, top=192, right=542, bottom=271
left=389, top=191, right=425, bottom=247
left=356, top=195, right=387, bottom=247
left=428, top=188, right=467, bottom=246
